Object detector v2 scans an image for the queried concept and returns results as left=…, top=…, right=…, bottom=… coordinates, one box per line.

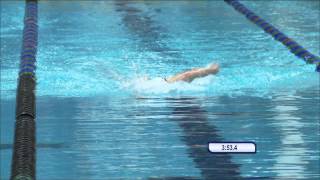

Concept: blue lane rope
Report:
left=19, top=0, right=38, bottom=77
left=11, top=0, right=38, bottom=180
left=224, top=0, right=320, bottom=72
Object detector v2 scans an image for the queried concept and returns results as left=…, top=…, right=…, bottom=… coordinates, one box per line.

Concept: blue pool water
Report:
left=1, top=1, right=319, bottom=179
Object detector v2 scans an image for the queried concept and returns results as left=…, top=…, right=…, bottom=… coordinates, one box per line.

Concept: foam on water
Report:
left=123, top=76, right=210, bottom=96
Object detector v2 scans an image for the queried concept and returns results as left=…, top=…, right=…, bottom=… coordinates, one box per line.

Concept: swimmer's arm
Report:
left=165, top=75, right=181, bottom=83
left=166, top=70, right=204, bottom=83
left=166, top=66, right=219, bottom=83
left=186, top=68, right=215, bottom=78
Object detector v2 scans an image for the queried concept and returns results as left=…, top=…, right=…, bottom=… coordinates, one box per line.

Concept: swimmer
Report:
left=164, top=63, right=219, bottom=83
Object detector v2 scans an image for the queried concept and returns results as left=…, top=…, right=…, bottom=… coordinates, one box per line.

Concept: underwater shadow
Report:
left=114, top=0, right=182, bottom=62
left=166, top=97, right=242, bottom=180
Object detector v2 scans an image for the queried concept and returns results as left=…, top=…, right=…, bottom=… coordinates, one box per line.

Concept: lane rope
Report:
left=11, top=0, right=38, bottom=180
left=224, top=0, right=320, bottom=72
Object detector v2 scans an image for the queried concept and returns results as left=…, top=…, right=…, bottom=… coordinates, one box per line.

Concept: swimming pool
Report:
left=1, top=0, right=319, bottom=179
